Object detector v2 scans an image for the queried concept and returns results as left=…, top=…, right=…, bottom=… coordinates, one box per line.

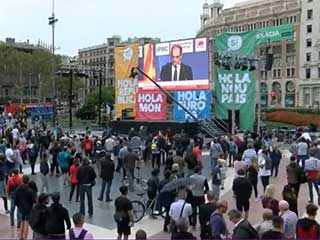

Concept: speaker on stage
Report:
left=265, top=53, right=273, bottom=71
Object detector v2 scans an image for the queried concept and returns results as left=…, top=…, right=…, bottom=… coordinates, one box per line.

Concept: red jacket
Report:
left=69, top=164, right=79, bottom=184
left=82, top=139, right=93, bottom=151
left=7, top=175, right=22, bottom=196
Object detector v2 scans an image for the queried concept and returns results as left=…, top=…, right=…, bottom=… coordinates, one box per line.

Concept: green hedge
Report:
left=265, top=108, right=320, bottom=115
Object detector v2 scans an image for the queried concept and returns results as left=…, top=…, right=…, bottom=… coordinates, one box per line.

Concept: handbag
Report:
left=114, top=211, right=126, bottom=223
left=169, top=201, right=186, bottom=233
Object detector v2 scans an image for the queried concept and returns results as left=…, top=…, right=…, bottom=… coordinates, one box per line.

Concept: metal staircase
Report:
left=199, top=118, right=227, bottom=138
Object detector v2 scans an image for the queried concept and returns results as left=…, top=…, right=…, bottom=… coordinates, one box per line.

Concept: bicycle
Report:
left=122, top=164, right=148, bottom=191
left=131, top=192, right=166, bottom=223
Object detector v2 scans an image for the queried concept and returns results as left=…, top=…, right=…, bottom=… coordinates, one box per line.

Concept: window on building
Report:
left=273, top=45, right=282, bottom=54
left=286, top=68, right=295, bottom=78
left=286, top=44, right=295, bottom=53
left=306, top=68, right=311, bottom=79
left=306, top=39, right=312, bottom=47
left=277, top=69, right=281, bottom=78
left=307, top=25, right=313, bottom=33
left=306, top=52, right=311, bottom=62
left=307, top=9, right=313, bottom=20
left=312, top=87, right=320, bottom=106
left=303, top=88, right=311, bottom=106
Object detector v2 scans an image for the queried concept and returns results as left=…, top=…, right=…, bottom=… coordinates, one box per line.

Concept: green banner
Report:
left=214, top=24, right=293, bottom=131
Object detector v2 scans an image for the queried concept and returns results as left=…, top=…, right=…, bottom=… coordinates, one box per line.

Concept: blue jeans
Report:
left=211, top=158, right=218, bottom=170
left=99, top=179, right=112, bottom=200
left=307, top=178, right=320, bottom=203
left=80, top=185, right=93, bottom=216
left=10, top=198, right=21, bottom=226
left=298, top=155, right=308, bottom=170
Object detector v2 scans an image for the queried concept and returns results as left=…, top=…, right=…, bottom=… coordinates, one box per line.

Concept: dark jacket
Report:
left=14, top=184, right=35, bottom=215
left=232, top=219, right=259, bottom=239
left=171, top=231, right=196, bottom=240
left=159, top=62, right=193, bottom=82
left=29, top=203, right=48, bottom=234
left=232, top=176, right=252, bottom=201
left=76, top=163, right=96, bottom=185
left=286, top=162, right=302, bottom=184
left=100, top=158, right=115, bottom=181
left=45, top=203, right=71, bottom=235
left=199, top=202, right=216, bottom=226
left=159, top=178, right=173, bottom=207
left=40, top=160, right=49, bottom=176
left=296, top=218, right=320, bottom=239
left=261, top=230, right=286, bottom=239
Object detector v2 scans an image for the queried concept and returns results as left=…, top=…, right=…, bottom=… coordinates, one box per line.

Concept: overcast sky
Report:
left=0, top=0, right=245, bottom=56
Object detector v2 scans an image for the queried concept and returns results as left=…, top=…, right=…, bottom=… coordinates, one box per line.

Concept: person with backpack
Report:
left=29, top=193, right=49, bottom=239
left=6, top=169, right=22, bottom=228
left=228, top=209, right=259, bottom=239
left=258, top=146, right=272, bottom=193
left=68, top=212, right=94, bottom=240
left=296, top=203, right=320, bottom=239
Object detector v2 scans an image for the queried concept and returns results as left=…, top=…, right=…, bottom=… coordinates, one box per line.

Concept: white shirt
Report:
left=169, top=199, right=192, bottom=224
left=258, top=150, right=271, bottom=176
left=11, top=128, right=19, bottom=139
left=66, top=227, right=94, bottom=240
left=5, top=148, right=14, bottom=163
left=171, top=64, right=181, bottom=81
left=242, top=148, right=257, bottom=167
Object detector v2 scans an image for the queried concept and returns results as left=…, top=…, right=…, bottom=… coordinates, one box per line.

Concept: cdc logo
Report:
left=227, top=35, right=242, bottom=51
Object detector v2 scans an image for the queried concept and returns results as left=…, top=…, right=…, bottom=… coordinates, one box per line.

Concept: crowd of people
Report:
left=0, top=113, right=319, bottom=240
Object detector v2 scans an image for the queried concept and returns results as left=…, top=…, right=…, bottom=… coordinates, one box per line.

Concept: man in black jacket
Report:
left=232, top=169, right=252, bottom=219
left=77, top=157, right=97, bottom=217
left=98, top=153, right=115, bottom=202
left=45, top=192, right=71, bottom=239
left=228, top=209, right=259, bottom=239
left=199, top=191, right=217, bottom=239
left=29, top=193, right=49, bottom=239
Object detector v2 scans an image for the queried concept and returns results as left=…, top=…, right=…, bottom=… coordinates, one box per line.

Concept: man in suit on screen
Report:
left=159, top=44, right=193, bottom=82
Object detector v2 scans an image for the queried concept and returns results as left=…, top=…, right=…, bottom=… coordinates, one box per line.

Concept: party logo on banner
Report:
left=136, top=90, right=167, bottom=120
left=173, top=90, right=211, bottom=122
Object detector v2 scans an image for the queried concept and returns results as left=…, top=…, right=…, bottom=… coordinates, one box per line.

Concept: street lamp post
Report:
left=49, top=0, right=58, bottom=126
left=69, top=69, right=73, bottom=131
left=98, top=70, right=102, bottom=126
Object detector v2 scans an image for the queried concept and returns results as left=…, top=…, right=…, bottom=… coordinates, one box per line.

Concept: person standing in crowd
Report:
left=211, top=159, right=223, bottom=200
left=14, top=175, right=35, bottom=240
left=82, top=136, right=93, bottom=157
left=5, top=144, right=15, bottom=172
left=218, top=155, right=227, bottom=190
left=189, top=165, right=209, bottom=228
left=199, top=191, right=216, bottom=239
left=117, top=141, right=128, bottom=179
left=304, top=148, right=320, bottom=205
left=228, top=137, right=238, bottom=167
left=270, top=145, right=282, bottom=177
left=26, top=139, right=38, bottom=175
left=146, top=168, right=160, bottom=212
left=135, top=229, right=147, bottom=240
left=69, top=158, right=80, bottom=202
left=242, top=142, right=257, bottom=168
left=282, top=184, right=298, bottom=216
left=77, top=157, right=97, bottom=217
left=247, top=157, right=259, bottom=201
left=210, top=138, right=223, bottom=169
left=233, top=154, right=247, bottom=177
left=39, top=152, right=50, bottom=193
left=209, top=200, right=229, bottom=240
left=228, top=209, right=259, bottom=239
left=258, top=146, right=272, bottom=193
left=297, top=138, right=308, bottom=170
left=49, top=140, right=61, bottom=176
left=261, top=216, right=286, bottom=240
left=296, top=203, right=320, bottom=239
left=172, top=219, right=197, bottom=240
left=193, top=142, right=202, bottom=162
left=159, top=170, right=173, bottom=232
left=7, top=169, right=22, bottom=228
left=68, top=212, right=94, bottom=240
left=169, top=188, right=193, bottom=234
left=0, top=153, right=8, bottom=214
left=58, top=146, right=72, bottom=186
left=151, top=136, right=160, bottom=169
left=232, top=169, right=252, bottom=219
left=29, top=193, right=49, bottom=239
left=124, top=147, right=139, bottom=192
left=279, top=200, right=298, bottom=239
left=254, top=208, right=274, bottom=237
left=114, top=185, right=134, bottom=240
left=45, top=192, right=71, bottom=239
left=173, top=151, right=185, bottom=177
left=262, top=184, right=280, bottom=216
left=286, top=155, right=302, bottom=197
left=98, top=153, right=115, bottom=202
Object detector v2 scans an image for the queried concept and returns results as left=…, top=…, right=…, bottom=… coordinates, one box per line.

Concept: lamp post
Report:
left=98, top=69, right=103, bottom=126
left=48, top=0, right=58, bottom=126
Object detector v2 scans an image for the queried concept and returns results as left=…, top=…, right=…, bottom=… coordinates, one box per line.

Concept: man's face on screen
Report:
left=171, top=47, right=182, bottom=66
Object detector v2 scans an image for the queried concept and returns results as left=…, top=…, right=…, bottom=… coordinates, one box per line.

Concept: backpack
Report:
left=297, top=223, right=319, bottom=239
left=69, top=228, right=88, bottom=240
left=239, top=222, right=260, bottom=239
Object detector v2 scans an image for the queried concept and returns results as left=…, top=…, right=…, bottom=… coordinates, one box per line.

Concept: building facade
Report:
left=299, top=0, right=320, bottom=108
left=197, top=0, right=301, bottom=108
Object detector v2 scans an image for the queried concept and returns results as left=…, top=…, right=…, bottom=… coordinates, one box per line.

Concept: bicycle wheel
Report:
left=131, top=200, right=145, bottom=223
left=149, top=197, right=166, bottom=218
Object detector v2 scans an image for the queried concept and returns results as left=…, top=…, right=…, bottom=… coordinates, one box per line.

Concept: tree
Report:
left=85, top=86, right=115, bottom=106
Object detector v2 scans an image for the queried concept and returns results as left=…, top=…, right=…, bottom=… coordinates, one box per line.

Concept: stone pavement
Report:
left=0, top=149, right=319, bottom=239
